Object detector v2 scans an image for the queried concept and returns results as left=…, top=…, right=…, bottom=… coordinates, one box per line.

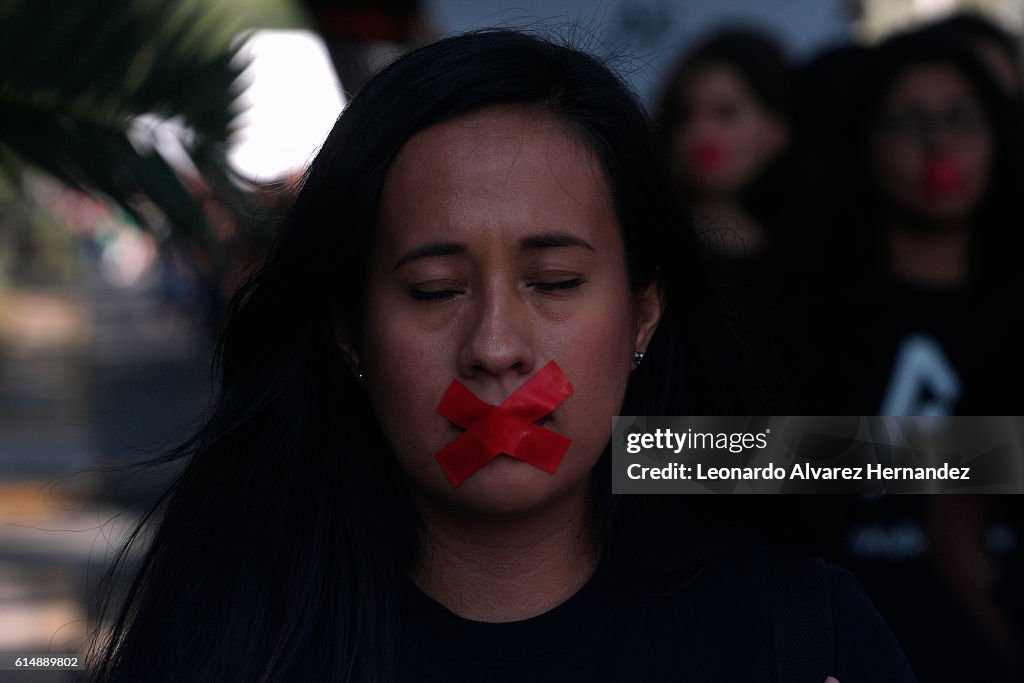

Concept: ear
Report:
left=334, top=319, right=361, bottom=378
left=633, top=280, right=663, bottom=366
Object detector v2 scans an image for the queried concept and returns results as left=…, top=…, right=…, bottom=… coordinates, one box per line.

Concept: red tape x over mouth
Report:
left=434, top=361, right=573, bottom=488
left=690, top=139, right=728, bottom=174
left=923, top=156, right=966, bottom=199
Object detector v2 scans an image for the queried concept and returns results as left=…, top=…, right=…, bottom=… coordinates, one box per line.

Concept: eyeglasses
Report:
left=875, top=104, right=989, bottom=140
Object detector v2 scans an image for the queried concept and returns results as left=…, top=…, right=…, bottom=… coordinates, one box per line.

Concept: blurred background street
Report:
left=0, top=235, right=211, bottom=676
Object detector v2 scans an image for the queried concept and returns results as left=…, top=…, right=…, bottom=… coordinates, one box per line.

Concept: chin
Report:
left=448, top=455, right=581, bottom=517
left=934, top=199, right=976, bottom=219
left=693, top=175, right=737, bottom=195
left=895, top=198, right=973, bottom=230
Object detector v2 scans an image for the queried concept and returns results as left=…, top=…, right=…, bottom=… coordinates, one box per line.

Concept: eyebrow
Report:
left=519, top=232, right=595, bottom=253
left=393, top=231, right=595, bottom=270
left=394, top=241, right=465, bottom=270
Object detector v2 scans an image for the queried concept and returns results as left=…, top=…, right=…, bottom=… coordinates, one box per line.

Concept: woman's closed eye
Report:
left=406, top=275, right=586, bottom=301
left=408, top=281, right=464, bottom=301
left=529, top=276, right=586, bottom=293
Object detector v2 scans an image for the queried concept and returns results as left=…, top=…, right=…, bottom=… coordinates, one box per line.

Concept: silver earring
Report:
left=633, top=349, right=645, bottom=366
left=356, top=371, right=366, bottom=387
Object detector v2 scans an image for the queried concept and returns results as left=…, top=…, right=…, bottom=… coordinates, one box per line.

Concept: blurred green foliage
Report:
left=0, top=0, right=257, bottom=249
left=226, top=0, right=310, bottom=29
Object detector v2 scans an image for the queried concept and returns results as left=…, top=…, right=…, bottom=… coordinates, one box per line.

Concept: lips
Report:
left=445, top=411, right=551, bottom=430
left=689, top=139, right=728, bottom=174
left=922, top=156, right=966, bottom=200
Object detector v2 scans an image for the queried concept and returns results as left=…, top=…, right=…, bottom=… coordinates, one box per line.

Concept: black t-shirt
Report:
left=799, top=277, right=1024, bottom=415
left=396, top=544, right=918, bottom=682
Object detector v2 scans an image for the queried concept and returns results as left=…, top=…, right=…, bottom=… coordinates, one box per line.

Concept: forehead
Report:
left=375, top=106, right=619, bottom=253
left=683, top=64, right=753, bottom=103
left=884, top=63, right=976, bottom=109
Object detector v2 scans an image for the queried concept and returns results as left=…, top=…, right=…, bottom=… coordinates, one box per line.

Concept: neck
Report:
left=693, top=196, right=766, bottom=257
left=411, top=482, right=598, bottom=623
left=887, top=218, right=970, bottom=287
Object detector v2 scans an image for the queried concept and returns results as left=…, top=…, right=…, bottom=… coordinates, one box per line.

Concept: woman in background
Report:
left=787, top=28, right=1024, bottom=682
left=801, top=29, right=1024, bottom=416
left=655, top=29, right=791, bottom=261
left=654, top=29, right=798, bottom=412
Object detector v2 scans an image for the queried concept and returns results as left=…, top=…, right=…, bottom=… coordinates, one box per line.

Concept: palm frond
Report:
left=0, top=0, right=249, bottom=244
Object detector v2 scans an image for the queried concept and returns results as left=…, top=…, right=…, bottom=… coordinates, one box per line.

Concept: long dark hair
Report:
left=87, top=29, right=753, bottom=682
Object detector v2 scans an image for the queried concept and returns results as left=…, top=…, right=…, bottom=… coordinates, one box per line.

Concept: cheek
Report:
left=873, top=141, right=920, bottom=196
left=727, top=133, right=762, bottom=179
left=744, top=116, right=785, bottom=166
left=961, top=136, right=994, bottom=192
left=547, top=292, right=636, bottom=452
left=361, top=303, right=457, bottom=479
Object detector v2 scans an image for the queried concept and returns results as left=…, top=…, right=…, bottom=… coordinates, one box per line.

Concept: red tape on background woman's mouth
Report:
left=434, top=361, right=573, bottom=487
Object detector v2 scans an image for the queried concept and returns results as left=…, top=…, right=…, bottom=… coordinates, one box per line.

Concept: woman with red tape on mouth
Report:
left=796, top=28, right=1024, bottom=417
left=655, top=29, right=791, bottom=261
left=653, top=30, right=799, bottom=417
left=86, top=30, right=915, bottom=683
left=781, top=27, right=1024, bottom=683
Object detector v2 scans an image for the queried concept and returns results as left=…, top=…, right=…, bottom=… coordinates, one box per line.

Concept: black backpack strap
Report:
left=771, top=556, right=835, bottom=683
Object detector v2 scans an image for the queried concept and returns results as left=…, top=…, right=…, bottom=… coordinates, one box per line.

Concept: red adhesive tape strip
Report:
left=923, top=156, right=965, bottom=199
left=434, top=361, right=573, bottom=487
left=690, top=139, right=728, bottom=174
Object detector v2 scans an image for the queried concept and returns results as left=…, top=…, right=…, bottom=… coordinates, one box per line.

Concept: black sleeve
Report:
left=828, top=567, right=919, bottom=683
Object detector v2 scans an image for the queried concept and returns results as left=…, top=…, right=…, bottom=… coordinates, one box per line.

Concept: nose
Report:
left=458, top=281, right=536, bottom=385
left=922, top=124, right=956, bottom=154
